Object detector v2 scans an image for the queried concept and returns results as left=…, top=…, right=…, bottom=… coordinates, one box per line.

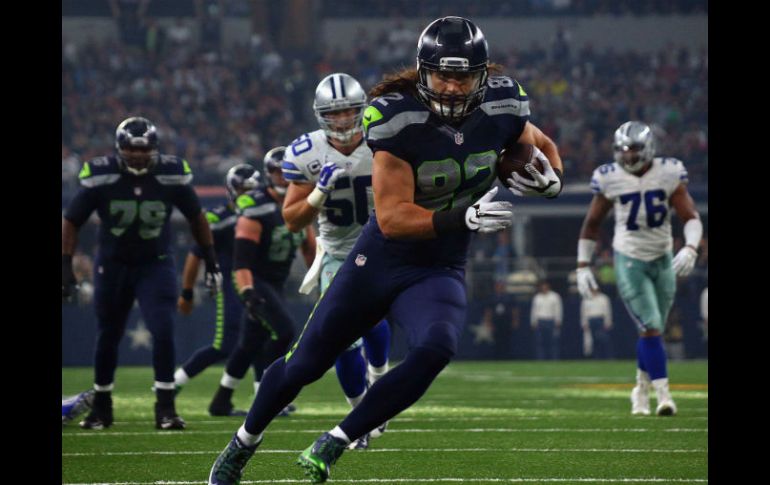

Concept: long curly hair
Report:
left=368, top=64, right=505, bottom=98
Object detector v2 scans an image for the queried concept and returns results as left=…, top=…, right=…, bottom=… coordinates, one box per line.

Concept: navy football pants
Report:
left=93, top=257, right=177, bottom=386
left=243, top=231, right=466, bottom=439
left=180, top=270, right=243, bottom=377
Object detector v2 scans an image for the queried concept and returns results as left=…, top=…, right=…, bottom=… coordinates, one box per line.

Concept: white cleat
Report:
left=656, top=399, right=677, bottom=416
left=630, top=385, right=651, bottom=416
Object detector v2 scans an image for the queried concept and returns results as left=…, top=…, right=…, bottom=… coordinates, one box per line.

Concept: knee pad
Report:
left=418, top=321, right=460, bottom=360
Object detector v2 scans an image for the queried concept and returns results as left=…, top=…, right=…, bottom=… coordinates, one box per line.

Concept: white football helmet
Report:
left=613, top=121, right=655, bottom=174
left=313, top=73, right=367, bottom=145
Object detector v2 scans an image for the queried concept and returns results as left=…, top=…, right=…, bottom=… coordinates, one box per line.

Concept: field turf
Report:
left=62, top=360, right=707, bottom=484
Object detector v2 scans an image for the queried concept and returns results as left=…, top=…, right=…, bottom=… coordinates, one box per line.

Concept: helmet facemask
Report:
left=118, top=147, right=159, bottom=176
left=416, top=61, right=487, bottom=122
left=314, top=106, right=366, bottom=145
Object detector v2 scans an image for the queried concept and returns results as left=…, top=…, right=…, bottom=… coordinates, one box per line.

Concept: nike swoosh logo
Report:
left=364, top=114, right=372, bottom=121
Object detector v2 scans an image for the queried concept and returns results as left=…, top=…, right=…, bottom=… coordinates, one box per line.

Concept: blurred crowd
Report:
left=322, top=0, right=708, bottom=18
left=63, top=4, right=707, bottom=206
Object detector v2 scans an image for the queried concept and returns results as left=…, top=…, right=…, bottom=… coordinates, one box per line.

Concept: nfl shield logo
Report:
left=134, top=186, right=142, bottom=196
left=355, top=254, right=367, bottom=267
left=454, top=132, right=464, bottom=145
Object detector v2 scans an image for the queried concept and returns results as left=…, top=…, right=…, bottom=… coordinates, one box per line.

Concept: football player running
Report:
left=280, top=72, right=393, bottom=450
left=576, top=121, right=702, bottom=417
left=207, top=157, right=317, bottom=417
left=207, top=16, right=563, bottom=484
left=63, top=117, right=222, bottom=430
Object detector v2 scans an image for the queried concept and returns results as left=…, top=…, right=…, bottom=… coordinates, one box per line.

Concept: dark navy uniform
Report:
left=238, top=78, right=531, bottom=436
left=182, top=203, right=243, bottom=375
left=223, top=187, right=305, bottom=382
left=64, top=155, right=202, bottom=385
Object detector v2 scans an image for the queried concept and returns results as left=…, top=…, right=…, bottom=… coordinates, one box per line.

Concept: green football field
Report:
left=62, top=360, right=708, bottom=484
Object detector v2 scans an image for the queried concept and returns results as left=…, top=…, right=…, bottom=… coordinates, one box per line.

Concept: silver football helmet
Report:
left=313, top=73, right=367, bottom=145
left=613, top=121, right=656, bottom=174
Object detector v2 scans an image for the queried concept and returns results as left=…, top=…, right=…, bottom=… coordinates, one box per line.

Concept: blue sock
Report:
left=636, top=338, right=647, bottom=372
left=638, top=336, right=667, bottom=380
left=363, top=320, right=391, bottom=368
left=335, top=348, right=367, bottom=398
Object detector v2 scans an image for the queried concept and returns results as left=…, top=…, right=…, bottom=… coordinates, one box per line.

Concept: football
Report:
left=496, top=142, right=544, bottom=185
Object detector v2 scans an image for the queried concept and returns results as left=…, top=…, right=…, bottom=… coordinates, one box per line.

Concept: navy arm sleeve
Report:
left=173, top=184, right=203, bottom=221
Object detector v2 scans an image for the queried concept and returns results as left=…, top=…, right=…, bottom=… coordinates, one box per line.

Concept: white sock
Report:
left=220, top=372, right=241, bottom=390
left=253, top=381, right=260, bottom=396
left=154, top=381, right=175, bottom=391
left=329, top=426, right=351, bottom=444
left=651, top=377, right=671, bottom=400
left=367, top=362, right=389, bottom=385
left=237, top=424, right=263, bottom=447
left=174, top=368, right=190, bottom=387
left=345, top=389, right=366, bottom=408
left=636, top=368, right=651, bottom=387
left=94, top=383, right=114, bottom=392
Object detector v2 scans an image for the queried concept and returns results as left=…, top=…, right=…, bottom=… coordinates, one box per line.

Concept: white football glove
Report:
left=576, top=266, right=599, bottom=299
left=465, top=186, right=514, bottom=234
left=316, top=161, right=347, bottom=194
left=672, top=246, right=698, bottom=277
left=507, top=146, right=562, bottom=198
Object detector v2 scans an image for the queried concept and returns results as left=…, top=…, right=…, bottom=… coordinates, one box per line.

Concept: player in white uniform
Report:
left=576, top=121, right=702, bottom=416
left=280, top=73, right=391, bottom=448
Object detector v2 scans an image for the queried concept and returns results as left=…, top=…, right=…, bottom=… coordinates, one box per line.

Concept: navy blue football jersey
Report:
left=235, top=187, right=305, bottom=286
left=64, top=155, right=202, bottom=264
left=191, top=203, right=237, bottom=272
left=361, top=76, right=530, bottom=266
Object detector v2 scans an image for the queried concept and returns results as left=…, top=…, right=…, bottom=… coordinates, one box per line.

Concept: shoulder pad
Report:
left=364, top=93, right=429, bottom=142
left=235, top=188, right=278, bottom=219
left=78, top=156, right=121, bottom=188
left=283, top=131, right=324, bottom=183
left=206, top=205, right=238, bottom=230
left=657, top=157, right=689, bottom=184
left=154, top=155, right=193, bottom=185
left=590, top=162, right=619, bottom=194
left=480, top=77, right=530, bottom=117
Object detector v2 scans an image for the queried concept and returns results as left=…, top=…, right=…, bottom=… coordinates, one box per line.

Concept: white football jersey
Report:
left=282, top=129, right=374, bottom=259
left=590, top=157, right=688, bottom=261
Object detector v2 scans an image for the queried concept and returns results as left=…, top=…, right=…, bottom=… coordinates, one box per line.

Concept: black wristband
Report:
left=432, top=206, right=470, bottom=236
left=180, top=288, right=194, bottom=301
left=545, top=168, right=564, bottom=199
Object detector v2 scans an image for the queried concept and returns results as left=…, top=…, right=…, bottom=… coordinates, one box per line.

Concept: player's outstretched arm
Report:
left=670, top=184, right=702, bottom=277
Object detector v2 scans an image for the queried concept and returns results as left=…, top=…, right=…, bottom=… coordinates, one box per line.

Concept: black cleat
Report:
left=155, top=403, right=186, bottom=430
left=79, top=392, right=113, bottom=429
left=208, top=434, right=261, bottom=485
